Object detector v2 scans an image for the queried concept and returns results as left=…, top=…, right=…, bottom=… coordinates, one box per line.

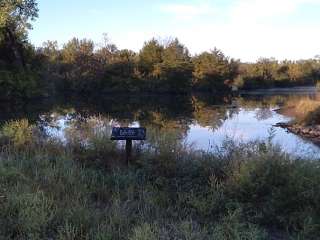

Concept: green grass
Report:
left=0, top=120, right=320, bottom=239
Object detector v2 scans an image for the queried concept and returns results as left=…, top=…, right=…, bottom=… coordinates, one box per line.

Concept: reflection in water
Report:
left=1, top=90, right=320, bottom=159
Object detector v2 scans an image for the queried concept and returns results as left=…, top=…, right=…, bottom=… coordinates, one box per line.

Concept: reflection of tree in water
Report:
left=37, top=108, right=76, bottom=129
left=255, top=108, right=274, bottom=121
left=34, top=94, right=228, bottom=148
left=3, top=91, right=320, bottom=148
left=64, top=115, right=113, bottom=147
left=237, top=93, right=320, bottom=110
left=36, top=108, right=115, bottom=147
left=236, top=96, right=279, bottom=110
left=31, top=95, right=194, bottom=146
left=192, top=95, right=230, bottom=130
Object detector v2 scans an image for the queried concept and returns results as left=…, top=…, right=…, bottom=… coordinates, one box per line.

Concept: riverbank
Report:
left=240, top=86, right=318, bottom=95
left=274, top=98, right=320, bottom=145
left=275, top=122, right=320, bottom=145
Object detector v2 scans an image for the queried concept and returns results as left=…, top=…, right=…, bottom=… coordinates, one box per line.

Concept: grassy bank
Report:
left=296, top=99, right=320, bottom=126
left=280, top=98, right=320, bottom=126
left=0, top=120, right=320, bottom=239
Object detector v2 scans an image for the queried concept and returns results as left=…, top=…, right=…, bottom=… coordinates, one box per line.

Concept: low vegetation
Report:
left=294, top=99, right=320, bottom=126
left=303, top=107, right=320, bottom=126
left=281, top=98, right=320, bottom=126
left=0, top=119, right=319, bottom=239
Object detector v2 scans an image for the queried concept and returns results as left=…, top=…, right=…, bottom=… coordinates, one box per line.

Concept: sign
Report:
left=111, top=127, right=146, bottom=140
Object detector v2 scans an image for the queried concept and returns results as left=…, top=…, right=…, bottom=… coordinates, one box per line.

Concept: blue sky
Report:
left=29, top=0, right=320, bottom=62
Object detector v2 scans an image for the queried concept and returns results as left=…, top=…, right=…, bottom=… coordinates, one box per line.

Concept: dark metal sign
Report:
left=111, top=127, right=146, bottom=140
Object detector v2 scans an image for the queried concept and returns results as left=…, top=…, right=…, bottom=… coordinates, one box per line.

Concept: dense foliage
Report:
left=1, top=0, right=320, bottom=99
left=0, top=118, right=319, bottom=239
left=236, top=58, right=320, bottom=89
left=0, top=0, right=42, bottom=99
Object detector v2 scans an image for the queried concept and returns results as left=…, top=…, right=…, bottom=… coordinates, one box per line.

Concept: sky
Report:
left=29, top=0, right=320, bottom=62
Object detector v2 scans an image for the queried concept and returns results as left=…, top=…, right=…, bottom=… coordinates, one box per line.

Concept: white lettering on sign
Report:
left=120, top=129, right=136, bottom=136
left=111, top=127, right=146, bottom=140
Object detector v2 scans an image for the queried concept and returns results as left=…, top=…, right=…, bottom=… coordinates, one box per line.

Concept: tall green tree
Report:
left=162, top=38, right=190, bottom=63
left=138, top=38, right=163, bottom=77
left=0, top=0, right=38, bottom=68
left=156, top=38, right=193, bottom=92
left=192, top=48, right=238, bottom=91
left=60, top=38, right=102, bottom=93
left=107, top=49, right=137, bottom=78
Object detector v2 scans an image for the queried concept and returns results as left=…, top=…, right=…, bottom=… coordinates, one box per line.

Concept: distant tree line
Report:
left=236, top=58, right=320, bottom=89
left=1, top=0, right=320, bottom=100
left=34, top=37, right=240, bottom=95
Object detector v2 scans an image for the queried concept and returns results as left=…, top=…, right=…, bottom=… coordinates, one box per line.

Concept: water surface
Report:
left=1, top=88, right=319, bottom=159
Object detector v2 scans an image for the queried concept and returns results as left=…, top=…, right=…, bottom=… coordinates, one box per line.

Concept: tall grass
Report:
left=295, top=99, right=320, bottom=116
left=302, top=107, right=320, bottom=126
left=283, top=98, right=320, bottom=126
left=0, top=119, right=319, bottom=239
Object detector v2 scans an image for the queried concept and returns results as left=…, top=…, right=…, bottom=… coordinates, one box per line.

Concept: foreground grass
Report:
left=0, top=120, right=320, bottom=239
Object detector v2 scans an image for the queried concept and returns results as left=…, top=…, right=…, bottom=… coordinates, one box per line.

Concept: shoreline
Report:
left=274, top=122, right=320, bottom=146
left=240, top=86, right=317, bottom=95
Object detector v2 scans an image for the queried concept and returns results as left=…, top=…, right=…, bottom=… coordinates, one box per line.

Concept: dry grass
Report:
left=280, top=98, right=320, bottom=124
left=295, top=99, right=320, bottom=116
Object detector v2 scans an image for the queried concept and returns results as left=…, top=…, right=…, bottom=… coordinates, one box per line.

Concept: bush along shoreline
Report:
left=0, top=119, right=320, bottom=239
left=275, top=99, right=320, bottom=146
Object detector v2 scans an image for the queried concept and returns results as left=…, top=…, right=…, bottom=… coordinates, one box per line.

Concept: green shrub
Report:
left=0, top=70, right=41, bottom=99
left=0, top=135, right=319, bottom=239
left=64, top=116, right=119, bottom=167
left=226, top=154, right=320, bottom=230
left=1, top=119, right=35, bottom=148
left=0, top=190, right=54, bottom=240
left=212, top=209, right=267, bottom=240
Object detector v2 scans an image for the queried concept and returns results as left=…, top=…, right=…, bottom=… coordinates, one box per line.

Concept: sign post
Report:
left=111, top=127, right=146, bottom=164
left=125, top=139, right=132, bottom=163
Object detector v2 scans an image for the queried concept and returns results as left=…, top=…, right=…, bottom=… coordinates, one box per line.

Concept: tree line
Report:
left=1, top=0, right=320, bottom=99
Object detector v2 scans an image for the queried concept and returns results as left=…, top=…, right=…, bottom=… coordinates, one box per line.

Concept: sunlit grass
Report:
left=282, top=98, right=320, bottom=126
left=295, top=99, right=320, bottom=116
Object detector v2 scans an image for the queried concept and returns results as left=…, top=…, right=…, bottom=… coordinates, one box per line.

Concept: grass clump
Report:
left=302, top=106, right=320, bottom=126
left=1, top=119, right=35, bottom=148
left=294, top=99, right=320, bottom=126
left=295, top=99, right=320, bottom=116
left=0, top=124, right=320, bottom=239
left=212, top=209, right=267, bottom=240
left=282, top=98, right=320, bottom=126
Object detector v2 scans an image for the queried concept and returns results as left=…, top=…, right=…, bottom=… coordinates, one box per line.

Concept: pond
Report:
left=1, top=87, right=320, bottom=159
